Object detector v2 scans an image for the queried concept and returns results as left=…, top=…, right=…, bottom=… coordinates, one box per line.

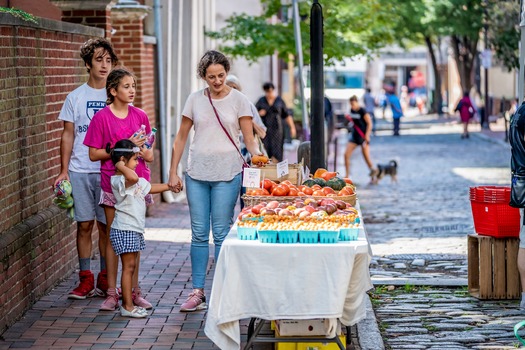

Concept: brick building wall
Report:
left=0, top=13, right=104, bottom=334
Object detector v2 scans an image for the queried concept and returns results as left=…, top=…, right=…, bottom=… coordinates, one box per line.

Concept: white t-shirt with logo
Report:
left=58, top=83, right=106, bottom=173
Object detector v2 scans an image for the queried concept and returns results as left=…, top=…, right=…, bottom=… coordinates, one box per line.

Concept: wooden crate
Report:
left=467, top=234, right=520, bottom=300
left=256, top=163, right=303, bottom=185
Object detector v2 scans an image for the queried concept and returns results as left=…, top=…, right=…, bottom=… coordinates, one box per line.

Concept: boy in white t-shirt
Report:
left=53, top=38, right=118, bottom=299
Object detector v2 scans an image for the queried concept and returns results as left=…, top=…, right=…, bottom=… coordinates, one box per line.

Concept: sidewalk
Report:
left=0, top=112, right=517, bottom=350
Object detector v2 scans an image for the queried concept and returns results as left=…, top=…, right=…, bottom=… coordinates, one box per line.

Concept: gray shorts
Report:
left=69, top=171, right=106, bottom=224
left=520, top=208, right=525, bottom=248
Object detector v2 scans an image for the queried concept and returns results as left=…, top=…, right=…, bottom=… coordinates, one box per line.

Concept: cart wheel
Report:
left=346, top=345, right=356, bottom=350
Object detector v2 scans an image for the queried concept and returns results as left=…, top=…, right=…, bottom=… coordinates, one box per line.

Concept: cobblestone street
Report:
left=345, top=115, right=523, bottom=349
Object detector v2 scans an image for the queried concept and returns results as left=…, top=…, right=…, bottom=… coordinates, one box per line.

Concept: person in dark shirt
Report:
left=255, top=82, right=296, bottom=163
left=344, top=95, right=377, bottom=179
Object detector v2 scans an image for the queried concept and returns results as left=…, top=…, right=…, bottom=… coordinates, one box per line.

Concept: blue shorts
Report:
left=110, top=228, right=145, bottom=255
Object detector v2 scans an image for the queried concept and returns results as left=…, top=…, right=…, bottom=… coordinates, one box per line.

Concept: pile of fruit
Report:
left=237, top=198, right=359, bottom=222
left=245, top=168, right=355, bottom=197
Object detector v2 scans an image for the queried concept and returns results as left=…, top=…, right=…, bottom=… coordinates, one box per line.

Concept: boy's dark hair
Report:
left=197, top=50, right=230, bottom=79
left=80, top=38, right=118, bottom=73
left=263, top=82, right=275, bottom=91
left=349, top=95, right=358, bottom=102
left=108, top=139, right=138, bottom=165
left=106, top=68, right=136, bottom=105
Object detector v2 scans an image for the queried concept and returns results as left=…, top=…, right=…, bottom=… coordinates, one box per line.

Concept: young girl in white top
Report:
left=109, top=139, right=171, bottom=318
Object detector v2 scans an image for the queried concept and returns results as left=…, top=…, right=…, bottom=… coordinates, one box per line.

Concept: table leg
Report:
left=244, top=318, right=265, bottom=350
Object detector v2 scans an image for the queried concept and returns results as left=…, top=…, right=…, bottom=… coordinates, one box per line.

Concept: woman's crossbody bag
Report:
left=206, top=89, right=251, bottom=175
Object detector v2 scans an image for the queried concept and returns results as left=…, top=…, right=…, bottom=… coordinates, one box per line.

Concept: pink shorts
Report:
left=99, top=190, right=154, bottom=207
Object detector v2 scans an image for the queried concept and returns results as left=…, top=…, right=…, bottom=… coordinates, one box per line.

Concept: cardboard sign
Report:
left=276, top=159, right=289, bottom=179
left=242, top=167, right=261, bottom=188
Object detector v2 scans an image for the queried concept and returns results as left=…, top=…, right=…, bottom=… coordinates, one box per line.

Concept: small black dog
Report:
left=371, top=160, right=398, bottom=184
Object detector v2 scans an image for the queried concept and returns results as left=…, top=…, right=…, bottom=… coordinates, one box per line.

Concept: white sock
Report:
left=520, top=293, right=525, bottom=308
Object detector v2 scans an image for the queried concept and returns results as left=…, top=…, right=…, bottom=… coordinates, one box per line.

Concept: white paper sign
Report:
left=276, top=159, right=289, bottom=179
left=243, top=167, right=261, bottom=188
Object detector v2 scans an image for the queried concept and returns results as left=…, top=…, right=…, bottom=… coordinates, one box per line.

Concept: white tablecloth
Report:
left=204, top=224, right=373, bottom=350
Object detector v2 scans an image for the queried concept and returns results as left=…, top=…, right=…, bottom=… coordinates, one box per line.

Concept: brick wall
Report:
left=0, top=13, right=104, bottom=334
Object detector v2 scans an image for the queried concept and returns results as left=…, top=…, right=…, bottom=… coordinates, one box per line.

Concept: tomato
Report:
left=302, top=187, right=314, bottom=195
left=311, top=184, right=322, bottom=190
left=297, top=191, right=306, bottom=196
left=261, top=179, right=274, bottom=192
left=322, top=186, right=335, bottom=195
left=281, top=180, right=293, bottom=186
left=343, top=177, right=353, bottom=184
left=312, top=190, right=325, bottom=196
left=272, top=185, right=289, bottom=196
left=288, top=188, right=299, bottom=196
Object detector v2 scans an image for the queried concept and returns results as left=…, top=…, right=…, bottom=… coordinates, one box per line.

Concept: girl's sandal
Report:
left=120, top=306, right=148, bottom=318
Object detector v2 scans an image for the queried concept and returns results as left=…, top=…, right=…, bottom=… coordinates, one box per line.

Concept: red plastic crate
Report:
left=470, top=201, right=520, bottom=238
left=469, top=186, right=510, bottom=203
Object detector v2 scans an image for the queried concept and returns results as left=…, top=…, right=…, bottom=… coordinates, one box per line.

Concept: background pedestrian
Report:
left=363, top=88, right=377, bottom=136
left=386, top=86, right=404, bottom=136
left=255, top=82, right=297, bottom=163
left=225, top=74, right=267, bottom=209
left=54, top=38, right=118, bottom=300
left=454, top=91, right=475, bottom=139
left=84, top=68, right=154, bottom=312
left=167, top=50, right=265, bottom=312
left=344, top=95, right=376, bottom=180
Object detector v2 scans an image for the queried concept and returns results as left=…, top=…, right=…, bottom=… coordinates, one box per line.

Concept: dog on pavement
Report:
left=370, top=160, right=398, bottom=184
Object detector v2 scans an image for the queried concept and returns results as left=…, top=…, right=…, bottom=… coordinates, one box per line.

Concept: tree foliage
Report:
left=208, top=0, right=521, bottom=95
left=206, top=0, right=398, bottom=65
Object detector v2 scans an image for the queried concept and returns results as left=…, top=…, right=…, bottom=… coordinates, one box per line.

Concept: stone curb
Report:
left=358, top=296, right=385, bottom=350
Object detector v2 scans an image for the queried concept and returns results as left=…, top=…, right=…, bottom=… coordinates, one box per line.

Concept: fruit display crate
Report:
left=468, top=234, right=520, bottom=300
left=254, top=163, right=303, bottom=185
left=242, top=193, right=357, bottom=207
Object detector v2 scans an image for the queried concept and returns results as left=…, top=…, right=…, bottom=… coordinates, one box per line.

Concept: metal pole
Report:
left=292, top=0, right=310, bottom=140
left=482, top=0, right=490, bottom=129
left=310, top=0, right=325, bottom=172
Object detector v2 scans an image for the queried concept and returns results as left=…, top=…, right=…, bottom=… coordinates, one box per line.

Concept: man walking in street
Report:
left=53, top=38, right=119, bottom=299
left=386, top=86, right=404, bottom=136
left=363, top=88, right=377, bottom=136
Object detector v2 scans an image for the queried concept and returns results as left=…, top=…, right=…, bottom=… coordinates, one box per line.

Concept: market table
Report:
left=204, top=216, right=373, bottom=350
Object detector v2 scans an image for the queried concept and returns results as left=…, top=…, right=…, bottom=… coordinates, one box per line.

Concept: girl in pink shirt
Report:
left=84, top=68, right=154, bottom=311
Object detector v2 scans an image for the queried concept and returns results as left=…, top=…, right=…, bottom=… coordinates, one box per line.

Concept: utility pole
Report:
left=310, top=0, right=325, bottom=173
left=482, top=0, right=491, bottom=129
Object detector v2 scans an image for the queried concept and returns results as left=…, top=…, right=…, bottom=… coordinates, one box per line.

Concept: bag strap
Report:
left=345, top=113, right=367, bottom=140
left=514, top=320, right=525, bottom=345
left=206, top=88, right=249, bottom=167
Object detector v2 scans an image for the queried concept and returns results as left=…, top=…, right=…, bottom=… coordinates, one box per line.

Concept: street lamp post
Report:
left=310, top=0, right=325, bottom=173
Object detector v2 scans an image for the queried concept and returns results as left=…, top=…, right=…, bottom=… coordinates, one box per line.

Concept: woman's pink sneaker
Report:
left=180, top=289, right=207, bottom=312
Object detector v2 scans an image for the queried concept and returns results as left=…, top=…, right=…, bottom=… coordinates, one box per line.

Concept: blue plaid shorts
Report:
left=110, top=228, right=146, bottom=255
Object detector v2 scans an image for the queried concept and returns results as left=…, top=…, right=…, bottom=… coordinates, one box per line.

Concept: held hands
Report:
left=168, top=174, right=183, bottom=193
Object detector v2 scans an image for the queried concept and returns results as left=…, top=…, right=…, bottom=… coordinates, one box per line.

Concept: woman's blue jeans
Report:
left=185, top=173, right=241, bottom=289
